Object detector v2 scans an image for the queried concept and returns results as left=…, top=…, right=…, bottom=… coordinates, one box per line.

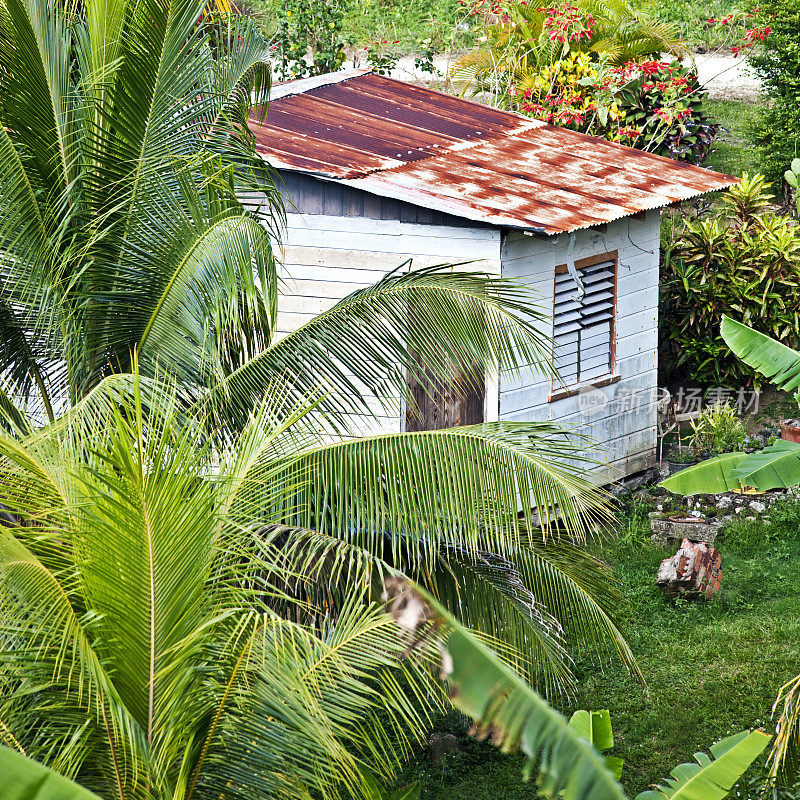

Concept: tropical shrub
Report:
left=515, top=55, right=717, bottom=163
left=452, top=0, right=686, bottom=100
left=660, top=174, right=800, bottom=386
left=451, top=1, right=716, bottom=163
left=273, top=0, right=351, bottom=78
left=748, top=0, right=800, bottom=182
left=786, top=157, right=800, bottom=217
left=689, top=400, right=748, bottom=456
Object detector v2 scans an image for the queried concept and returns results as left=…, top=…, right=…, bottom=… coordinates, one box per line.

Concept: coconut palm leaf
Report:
left=769, top=673, right=800, bottom=783
left=203, top=264, right=554, bottom=434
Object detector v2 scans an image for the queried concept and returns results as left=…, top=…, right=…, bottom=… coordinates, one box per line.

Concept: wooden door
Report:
left=405, top=367, right=485, bottom=431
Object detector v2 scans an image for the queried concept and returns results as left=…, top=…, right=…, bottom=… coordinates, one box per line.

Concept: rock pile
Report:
left=656, top=538, right=722, bottom=599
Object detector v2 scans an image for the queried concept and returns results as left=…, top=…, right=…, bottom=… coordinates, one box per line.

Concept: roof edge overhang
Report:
left=261, top=158, right=738, bottom=236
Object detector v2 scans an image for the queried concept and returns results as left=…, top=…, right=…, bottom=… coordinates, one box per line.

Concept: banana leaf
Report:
left=721, top=316, right=800, bottom=397
left=730, top=440, right=800, bottom=490
left=635, top=729, right=771, bottom=800
left=568, top=710, right=624, bottom=780
left=403, top=585, right=627, bottom=800
left=658, top=452, right=748, bottom=495
left=0, top=747, right=101, bottom=800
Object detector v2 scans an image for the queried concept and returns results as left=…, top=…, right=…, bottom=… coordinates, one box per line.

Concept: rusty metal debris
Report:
left=250, top=70, right=737, bottom=234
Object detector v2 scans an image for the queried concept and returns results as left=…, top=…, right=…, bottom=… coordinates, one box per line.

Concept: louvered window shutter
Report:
left=553, top=259, right=615, bottom=388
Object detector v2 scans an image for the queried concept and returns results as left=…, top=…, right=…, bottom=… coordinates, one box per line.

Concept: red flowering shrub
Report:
left=514, top=52, right=718, bottom=164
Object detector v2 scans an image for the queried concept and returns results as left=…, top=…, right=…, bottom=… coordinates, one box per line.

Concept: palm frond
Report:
left=204, top=264, right=553, bottom=433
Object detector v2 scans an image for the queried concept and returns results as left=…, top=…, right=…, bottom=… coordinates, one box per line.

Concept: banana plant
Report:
left=785, top=158, right=800, bottom=218
left=568, top=710, right=624, bottom=781
left=660, top=316, right=800, bottom=495
left=634, top=730, right=772, bottom=800
left=0, top=747, right=102, bottom=800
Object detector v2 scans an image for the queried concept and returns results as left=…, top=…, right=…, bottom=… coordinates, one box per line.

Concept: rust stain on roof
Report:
left=250, top=70, right=736, bottom=234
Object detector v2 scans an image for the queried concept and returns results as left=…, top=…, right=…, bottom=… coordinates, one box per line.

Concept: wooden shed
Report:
left=244, top=69, right=735, bottom=482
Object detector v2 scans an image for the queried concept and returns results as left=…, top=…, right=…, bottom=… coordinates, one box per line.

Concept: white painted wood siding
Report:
left=499, top=212, right=662, bottom=481
left=258, top=208, right=503, bottom=435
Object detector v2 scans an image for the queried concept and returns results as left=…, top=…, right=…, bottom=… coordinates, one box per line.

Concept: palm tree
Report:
left=0, top=372, right=637, bottom=800
left=0, top=0, right=639, bottom=695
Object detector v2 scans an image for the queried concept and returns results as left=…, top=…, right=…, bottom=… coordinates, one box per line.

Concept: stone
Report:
left=716, top=496, right=733, bottom=511
left=749, top=501, right=767, bottom=513
left=650, top=517, right=721, bottom=547
left=427, top=733, right=460, bottom=762
left=656, top=539, right=723, bottom=599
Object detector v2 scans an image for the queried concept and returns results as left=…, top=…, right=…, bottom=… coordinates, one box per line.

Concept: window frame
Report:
left=548, top=249, right=620, bottom=403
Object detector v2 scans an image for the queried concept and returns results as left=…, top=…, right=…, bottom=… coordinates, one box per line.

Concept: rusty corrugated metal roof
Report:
left=250, top=70, right=736, bottom=234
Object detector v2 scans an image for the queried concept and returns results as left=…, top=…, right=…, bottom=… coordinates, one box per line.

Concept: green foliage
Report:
left=0, top=747, right=102, bottom=800
left=451, top=0, right=685, bottom=105
left=513, top=54, right=717, bottom=164
left=747, top=0, right=800, bottom=183
left=568, top=709, right=625, bottom=780
left=634, top=730, right=772, bottom=800
left=0, top=370, right=625, bottom=799
left=0, top=0, right=280, bottom=420
left=659, top=451, right=749, bottom=494
left=660, top=175, right=800, bottom=387
left=653, top=0, right=754, bottom=48
left=689, top=401, right=748, bottom=455
left=387, top=582, right=628, bottom=800
left=405, top=497, right=800, bottom=798
left=785, top=158, right=800, bottom=218
left=273, top=0, right=350, bottom=78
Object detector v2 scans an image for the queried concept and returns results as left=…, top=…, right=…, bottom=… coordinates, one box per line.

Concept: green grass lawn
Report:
left=404, top=496, right=800, bottom=799
left=704, top=98, right=761, bottom=178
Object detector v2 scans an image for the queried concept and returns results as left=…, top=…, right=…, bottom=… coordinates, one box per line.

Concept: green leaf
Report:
left=786, top=170, right=799, bottom=188
left=730, top=439, right=800, bottom=490
left=635, top=729, right=771, bottom=800
left=568, top=710, right=614, bottom=753
left=568, top=710, right=623, bottom=780
left=791, top=157, right=800, bottom=174
left=658, top=452, right=749, bottom=495
left=391, top=583, right=627, bottom=800
left=721, top=316, right=800, bottom=396
left=0, top=747, right=102, bottom=800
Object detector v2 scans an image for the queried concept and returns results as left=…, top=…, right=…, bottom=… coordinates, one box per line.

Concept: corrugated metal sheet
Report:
left=251, top=70, right=736, bottom=234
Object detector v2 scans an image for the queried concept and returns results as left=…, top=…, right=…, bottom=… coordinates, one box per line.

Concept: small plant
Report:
left=667, top=445, right=698, bottom=464
left=785, top=157, right=800, bottom=218
left=364, top=37, right=401, bottom=75
left=690, top=401, right=749, bottom=456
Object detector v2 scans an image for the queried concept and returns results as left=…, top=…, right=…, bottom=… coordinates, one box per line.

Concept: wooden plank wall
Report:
left=242, top=192, right=503, bottom=435
left=499, top=213, right=662, bottom=481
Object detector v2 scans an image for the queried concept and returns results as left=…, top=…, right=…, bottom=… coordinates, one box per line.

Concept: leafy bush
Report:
left=516, top=54, right=718, bottom=163
left=451, top=0, right=686, bottom=101
left=273, top=0, right=351, bottom=78
left=747, top=0, right=800, bottom=182
left=452, top=2, right=716, bottom=163
left=660, top=174, right=800, bottom=386
left=690, top=400, right=748, bottom=455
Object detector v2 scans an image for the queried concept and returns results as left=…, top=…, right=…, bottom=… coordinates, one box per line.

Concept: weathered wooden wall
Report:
left=244, top=173, right=660, bottom=479
left=242, top=183, right=503, bottom=435
left=499, top=212, right=661, bottom=480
